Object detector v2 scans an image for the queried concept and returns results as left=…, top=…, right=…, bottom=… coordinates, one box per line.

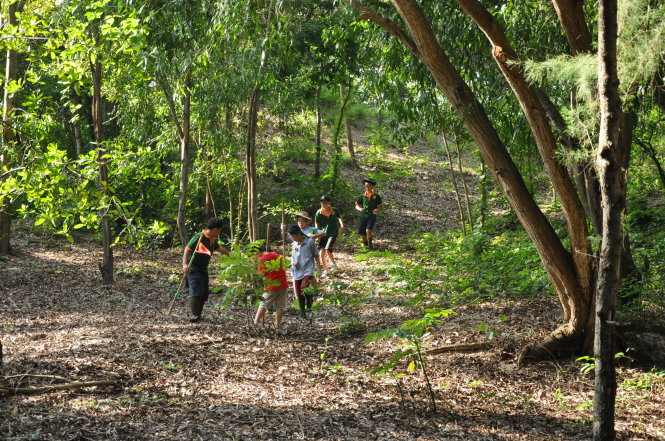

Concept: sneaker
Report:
left=321, top=270, right=328, bottom=278
left=329, top=264, right=337, bottom=272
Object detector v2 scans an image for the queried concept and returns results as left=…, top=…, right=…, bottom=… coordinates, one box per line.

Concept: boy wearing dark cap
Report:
left=182, top=217, right=230, bottom=322
left=314, top=195, right=344, bottom=277
left=355, top=179, right=384, bottom=250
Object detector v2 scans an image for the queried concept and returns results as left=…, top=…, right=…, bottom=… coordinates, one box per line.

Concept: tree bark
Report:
left=0, top=0, right=18, bottom=255
left=91, top=59, right=113, bottom=286
left=594, top=0, right=622, bottom=437
left=550, top=0, right=594, bottom=55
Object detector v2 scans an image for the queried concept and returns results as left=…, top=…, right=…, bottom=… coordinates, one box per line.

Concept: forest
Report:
left=1, top=0, right=664, bottom=440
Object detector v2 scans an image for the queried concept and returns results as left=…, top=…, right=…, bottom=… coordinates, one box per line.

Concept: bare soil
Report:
left=1, top=143, right=664, bottom=440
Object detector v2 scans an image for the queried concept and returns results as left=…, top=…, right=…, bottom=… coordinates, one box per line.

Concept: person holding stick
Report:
left=182, top=218, right=230, bottom=323
left=287, top=225, right=318, bottom=318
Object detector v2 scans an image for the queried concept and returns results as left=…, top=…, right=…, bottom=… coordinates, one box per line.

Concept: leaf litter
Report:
left=1, top=144, right=664, bottom=440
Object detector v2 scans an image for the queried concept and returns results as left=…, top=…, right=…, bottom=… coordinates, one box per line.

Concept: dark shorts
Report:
left=358, top=217, right=377, bottom=235
left=317, top=236, right=337, bottom=251
left=187, top=269, right=209, bottom=301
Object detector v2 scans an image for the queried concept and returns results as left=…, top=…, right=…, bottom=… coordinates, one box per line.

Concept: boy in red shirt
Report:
left=253, top=244, right=289, bottom=330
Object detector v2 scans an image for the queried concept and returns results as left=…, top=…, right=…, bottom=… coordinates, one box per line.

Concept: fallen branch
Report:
left=2, top=374, right=71, bottom=383
left=425, top=342, right=492, bottom=355
left=0, top=380, right=119, bottom=396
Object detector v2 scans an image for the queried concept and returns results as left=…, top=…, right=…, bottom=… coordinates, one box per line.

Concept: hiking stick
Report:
left=266, top=223, right=271, bottom=251
left=167, top=232, right=203, bottom=315
left=281, top=199, right=286, bottom=256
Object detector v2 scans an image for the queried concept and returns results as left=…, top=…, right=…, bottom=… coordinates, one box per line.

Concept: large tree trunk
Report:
left=346, top=0, right=592, bottom=358
left=91, top=59, right=113, bottom=286
left=594, top=0, right=623, bottom=438
left=0, top=0, right=18, bottom=256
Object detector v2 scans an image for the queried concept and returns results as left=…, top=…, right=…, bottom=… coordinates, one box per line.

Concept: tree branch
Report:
left=342, top=0, right=420, bottom=58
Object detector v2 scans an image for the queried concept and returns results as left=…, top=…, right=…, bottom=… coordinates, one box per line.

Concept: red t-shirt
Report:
left=258, top=252, right=288, bottom=291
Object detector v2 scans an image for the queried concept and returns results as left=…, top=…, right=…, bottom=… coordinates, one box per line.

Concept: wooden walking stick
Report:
left=281, top=199, right=286, bottom=256
left=265, top=223, right=271, bottom=251
left=167, top=232, right=203, bottom=315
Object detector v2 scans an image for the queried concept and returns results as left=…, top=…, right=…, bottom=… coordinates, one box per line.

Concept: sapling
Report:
left=366, top=308, right=456, bottom=412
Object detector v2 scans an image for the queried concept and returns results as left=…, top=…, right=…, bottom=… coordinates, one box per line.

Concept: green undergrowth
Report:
left=355, top=228, right=552, bottom=308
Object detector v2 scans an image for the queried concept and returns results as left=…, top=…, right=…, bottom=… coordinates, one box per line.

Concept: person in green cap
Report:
left=182, top=218, right=230, bottom=323
left=355, top=178, right=384, bottom=250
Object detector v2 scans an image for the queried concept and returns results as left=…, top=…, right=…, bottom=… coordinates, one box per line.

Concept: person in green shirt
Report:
left=314, top=195, right=344, bottom=277
left=355, top=178, right=384, bottom=250
left=182, top=218, right=230, bottom=323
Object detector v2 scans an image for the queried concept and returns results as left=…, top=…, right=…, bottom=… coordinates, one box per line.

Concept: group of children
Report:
left=181, top=178, right=384, bottom=328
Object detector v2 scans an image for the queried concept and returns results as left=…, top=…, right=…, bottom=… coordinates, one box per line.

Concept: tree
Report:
left=594, top=0, right=623, bottom=437
left=0, top=0, right=19, bottom=255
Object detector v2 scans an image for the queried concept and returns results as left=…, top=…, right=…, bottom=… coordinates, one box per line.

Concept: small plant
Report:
left=366, top=308, right=456, bottom=411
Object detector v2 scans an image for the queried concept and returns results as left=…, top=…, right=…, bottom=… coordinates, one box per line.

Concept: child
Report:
left=355, top=178, right=384, bottom=250
left=253, top=244, right=289, bottom=331
left=182, top=218, right=230, bottom=323
left=287, top=225, right=318, bottom=318
left=288, top=211, right=325, bottom=240
left=314, top=195, right=344, bottom=277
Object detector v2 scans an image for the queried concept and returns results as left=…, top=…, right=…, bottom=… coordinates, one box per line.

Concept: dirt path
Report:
left=2, top=143, right=664, bottom=440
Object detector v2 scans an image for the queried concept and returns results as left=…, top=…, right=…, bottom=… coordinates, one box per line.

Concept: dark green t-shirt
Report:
left=315, top=207, right=342, bottom=236
left=185, top=231, right=221, bottom=272
left=356, top=193, right=383, bottom=219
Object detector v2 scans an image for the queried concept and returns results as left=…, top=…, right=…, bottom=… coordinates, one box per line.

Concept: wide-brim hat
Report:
left=294, top=211, right=312, bottom=220
left=362, top=178, right=377, bottom=186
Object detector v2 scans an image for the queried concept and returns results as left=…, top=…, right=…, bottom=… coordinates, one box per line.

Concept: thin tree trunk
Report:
left=91, top=59, right=113, bottom=286
left=70, top=88, right=85, bottom=157
left=594, top=0, right=622, bottom=438
left=340, top=84, right=356, bottom=164
left=315, top=85, right=322, bottom=178
left=246, top=86, right=260, bottom=242
left=330, top=85, right=352, bottom=194
left=442, top=132, right=466, bottom=234
left=177, top=69, right=192, bottom=247
left=0, top=0, right=18, bottom=255
left=455, top=137, right=473, bottom=231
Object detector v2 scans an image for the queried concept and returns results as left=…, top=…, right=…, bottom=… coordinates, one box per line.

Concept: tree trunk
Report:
left=340, top=83, right=356, bottom=164
left=246, top=86, right=260, bottom=242
left=455, top=138, right=473, bottom=231
left=315, top=85, right=322, bottom=178
left=70, top=87, right=85, bottom=157
left=0, top=0, right=18, bottom=255
left=177, top=70, right=192, bottom=247
left=91, top=59, right=113, bottom=286
left=442, top=132, right=467, bottom=234
left=594, top=0, right=622, bottom=438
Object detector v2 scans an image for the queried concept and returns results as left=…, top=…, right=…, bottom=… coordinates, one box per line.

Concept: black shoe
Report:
left=300, top=310, right=307, bottom=318
left=189, top=315, right=201, bottom=323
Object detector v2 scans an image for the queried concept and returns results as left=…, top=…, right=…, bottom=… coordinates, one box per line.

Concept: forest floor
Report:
left=2, top=141, right=665, bottom=441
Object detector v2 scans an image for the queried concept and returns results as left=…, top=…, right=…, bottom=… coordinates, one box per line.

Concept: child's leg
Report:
left=254, top=306, right=266, bottom=326
left=293, top=278, right=306, bottom=316
left=319, top=248, right=328, bottom=270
